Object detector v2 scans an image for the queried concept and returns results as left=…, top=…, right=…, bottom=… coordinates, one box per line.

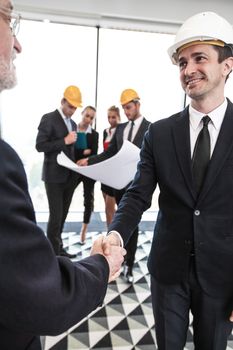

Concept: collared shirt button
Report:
left=194, top=210, right=200, bottom=216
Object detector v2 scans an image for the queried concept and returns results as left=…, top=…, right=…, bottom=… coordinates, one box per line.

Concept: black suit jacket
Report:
left=109, top=99, right=233, bottom=299
left=0, top=138, right=109, bottom=350
left=88, top=118, right=150, bottom=164
left=36, top=109, right=77, bottom=183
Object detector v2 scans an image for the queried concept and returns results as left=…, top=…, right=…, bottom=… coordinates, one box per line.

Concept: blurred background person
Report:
left=101, top=105, right=121, bottom=227
left=36, top=85, right=82, bottom=258
left=78, top=89, right=150, bottom=283
left=75, top=105, right=99, bottom=244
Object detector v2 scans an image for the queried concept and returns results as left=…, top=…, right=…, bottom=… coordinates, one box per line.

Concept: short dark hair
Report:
left=213, top=44, right=233, bottom=63
left=213, top=44, right=233, bottom=81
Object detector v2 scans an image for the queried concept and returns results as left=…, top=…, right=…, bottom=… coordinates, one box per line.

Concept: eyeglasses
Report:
left=0, top=5, right=21, bottom=36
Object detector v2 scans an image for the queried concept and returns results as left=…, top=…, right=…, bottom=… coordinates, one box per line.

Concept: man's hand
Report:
left=102, top=232, right=122, bottom=256
left=90, top=235, right=126, bottom=282
left=64, top=131, right=77, bottom=145
left=230, top=311, right=233, bottom=322
left=77, top=158, right=88, bottom=166
left=83, top=149, right=91, bottom=156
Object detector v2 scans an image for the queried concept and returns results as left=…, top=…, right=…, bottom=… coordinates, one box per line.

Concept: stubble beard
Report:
left=0, top=56, right=17, bottom=92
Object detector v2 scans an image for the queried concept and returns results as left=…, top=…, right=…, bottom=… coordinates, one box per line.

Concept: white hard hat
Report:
left=168, top=12, right=233, bottom=64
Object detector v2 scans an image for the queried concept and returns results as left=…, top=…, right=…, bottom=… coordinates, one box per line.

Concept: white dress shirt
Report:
left=189, top=99, right=227, bottom=158
left=123, top=115, right=144, bottom=142
left=58, top=108, right=72, bottom=132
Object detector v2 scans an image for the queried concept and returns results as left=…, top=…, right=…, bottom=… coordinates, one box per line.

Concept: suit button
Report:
left=194, top=210, right=200, bottom=216
left=185, top=240, right=192, bottom=245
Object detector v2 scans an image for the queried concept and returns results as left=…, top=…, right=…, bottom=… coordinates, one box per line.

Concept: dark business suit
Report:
left=0, top=138, right=109, bottom=350
left=74, top=129, right=99, bottom=223
left=109, top=100, right=233, bottom=348
left=36, top=109, right=78, bottom=254
left=89, top=118, right=150, bottom=269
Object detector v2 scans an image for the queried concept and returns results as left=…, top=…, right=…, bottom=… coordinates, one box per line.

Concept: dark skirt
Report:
left=101, top=183, right=115, bottom=197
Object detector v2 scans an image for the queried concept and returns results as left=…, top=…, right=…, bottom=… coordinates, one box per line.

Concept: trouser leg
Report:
left=150, top=275, right=189, bottom=350
left=82, top=177, right=95, bottom=224
left=190, top=261, right=233, bottom=350
left=151, top=259, right=233, bottom=350
left=125, top=226, right=139, bottom=268
left=61, top=172, right=79, bottom=227
left=114, top=188, right=139, bottom=268
left=45, top=182, right=65, bottom=254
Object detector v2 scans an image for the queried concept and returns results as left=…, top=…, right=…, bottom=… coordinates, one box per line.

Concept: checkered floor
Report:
left=38, top=215, right=233, bottom=350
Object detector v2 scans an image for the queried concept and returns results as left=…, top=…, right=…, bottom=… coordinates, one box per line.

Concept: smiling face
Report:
left=0, top=0, right=22, bottom=92
left=178, top=44, right=233, bottom=110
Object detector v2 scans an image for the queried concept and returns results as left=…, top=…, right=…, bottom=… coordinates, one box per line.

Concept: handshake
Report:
left=90, top=232, right=126, bottom=282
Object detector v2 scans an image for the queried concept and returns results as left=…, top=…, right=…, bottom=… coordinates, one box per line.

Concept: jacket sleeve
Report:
left=90, top=129, right=99, bottom=155
left=108, top=126, right=157, bottom=243
left=0, top=139, right=109, bottom=335
left=88, top=128, right=118, bottom=165
left=36, top=113, right=67, bottom=154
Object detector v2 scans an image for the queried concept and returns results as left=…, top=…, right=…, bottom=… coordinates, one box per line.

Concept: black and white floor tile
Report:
left=38, top=212, right=233, bottom=350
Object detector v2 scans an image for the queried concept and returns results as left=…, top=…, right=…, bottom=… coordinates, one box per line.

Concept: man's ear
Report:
left=223, top=56, right=233, bottom=78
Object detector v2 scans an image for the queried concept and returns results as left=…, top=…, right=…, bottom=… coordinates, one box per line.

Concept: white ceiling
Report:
left=13, top=0, right=233, bottom=34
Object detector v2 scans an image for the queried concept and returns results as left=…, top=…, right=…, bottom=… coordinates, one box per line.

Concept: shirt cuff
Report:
left=106, top=230, right=124, bottom=247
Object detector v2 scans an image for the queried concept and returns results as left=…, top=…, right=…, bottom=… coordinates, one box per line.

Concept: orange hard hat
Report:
left=63, top=85, right=82, bottom=108
left=120, top=88, right=140, bottom=106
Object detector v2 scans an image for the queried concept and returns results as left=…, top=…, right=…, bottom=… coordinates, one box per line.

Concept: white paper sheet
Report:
left=57, top=140, right=140, bottom=189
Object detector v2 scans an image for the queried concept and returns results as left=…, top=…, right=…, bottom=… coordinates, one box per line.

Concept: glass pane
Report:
left=1, top=20, right=97, bottom=212
left=97, top=29, right=185, bottom=211
left=0, top=21, right=185, bottom=215
left=96, top=28, right=184, bottom=137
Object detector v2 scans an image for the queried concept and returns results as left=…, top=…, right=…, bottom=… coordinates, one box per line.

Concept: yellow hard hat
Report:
left=63, top=85, right=82, bottom=108
left=120, top=89, right=140, bottom=106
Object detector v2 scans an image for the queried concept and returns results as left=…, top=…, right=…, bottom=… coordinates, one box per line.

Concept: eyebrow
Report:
left=178, top=51, right=207, bottom=62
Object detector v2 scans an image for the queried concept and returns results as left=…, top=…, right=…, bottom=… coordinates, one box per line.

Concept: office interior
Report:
left=2, top=0, right=233, bottom=349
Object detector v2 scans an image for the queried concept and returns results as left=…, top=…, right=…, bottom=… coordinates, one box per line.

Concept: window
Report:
left=0, top=20, right=185, bottom=213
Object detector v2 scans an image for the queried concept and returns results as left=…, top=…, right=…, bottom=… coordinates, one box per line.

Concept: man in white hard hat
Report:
left=104, top=12, right=233, bottom=349
left=0, top=1, right=125, bottom=349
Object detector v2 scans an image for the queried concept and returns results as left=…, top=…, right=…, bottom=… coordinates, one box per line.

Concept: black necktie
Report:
left=127, top=121, right=134, bottom=142
left=192, top=115, right=211, bottom=194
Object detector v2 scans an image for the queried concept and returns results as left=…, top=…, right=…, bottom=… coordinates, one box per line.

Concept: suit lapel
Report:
left=198, top=100, right=233, bottom=202
left=55, top=110, right=69, bottom=133
left=133, top=118, right=149, bottom=147
left=117, top=123, right=127, bottom=149
left=172, top=107, right=196, bottom=200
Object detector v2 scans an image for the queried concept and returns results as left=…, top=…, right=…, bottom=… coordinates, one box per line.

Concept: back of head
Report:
left=120, top=89, right=140, bottom=106
left=168, top=12, right=233, bottom=64
left=63, top=85, right=82, bottom=108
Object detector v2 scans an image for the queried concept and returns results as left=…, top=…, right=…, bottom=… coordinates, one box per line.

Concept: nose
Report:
left=184, top=60, right=196, bottom=76
left=14, top=36, right=22, bottom=54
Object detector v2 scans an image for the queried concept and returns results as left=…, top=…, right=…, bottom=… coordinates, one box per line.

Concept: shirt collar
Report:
left=189, top=98, right=227, bottom=131
left=129, top=115, right=143, bottom=126
left=58, top=108, right=69, bottom=120
left=77, top=124, right=92, bottom=134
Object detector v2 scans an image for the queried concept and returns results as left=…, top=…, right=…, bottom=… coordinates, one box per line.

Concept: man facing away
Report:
left=36, top=85, right=82, bottom=258
left=0, top=1, right=125, bottom=349
left=78, top=88, right=150, bottom=283
left=104, top=12, right=233, bottom=350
